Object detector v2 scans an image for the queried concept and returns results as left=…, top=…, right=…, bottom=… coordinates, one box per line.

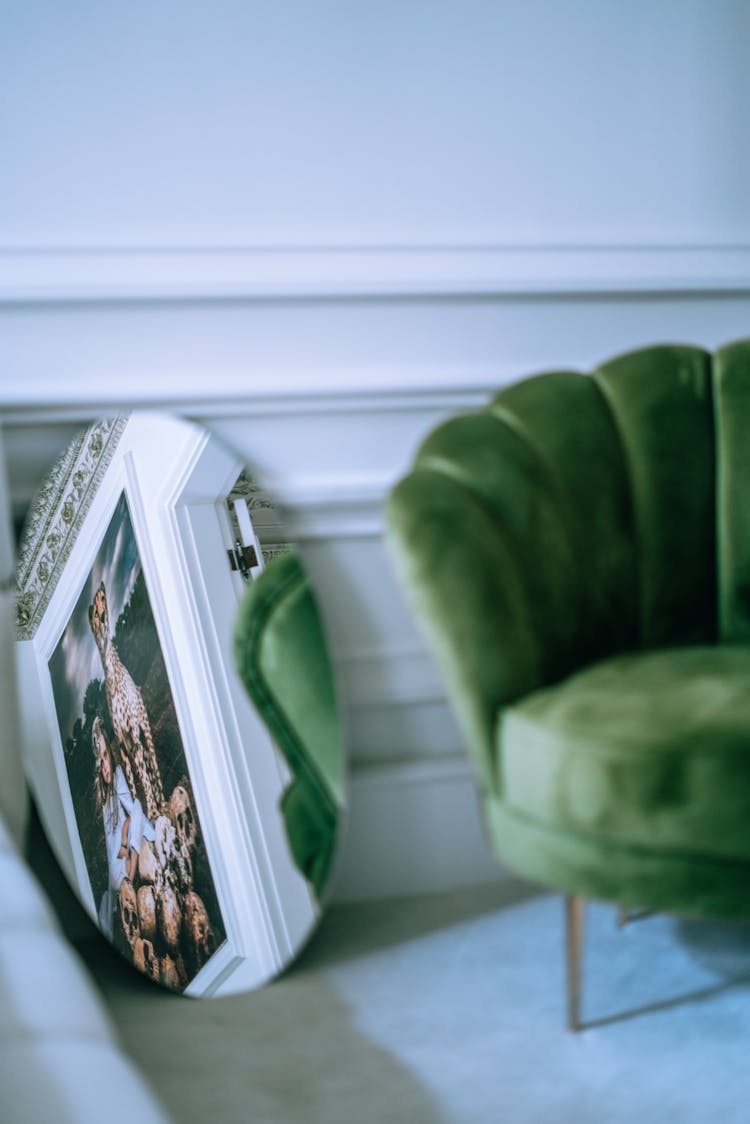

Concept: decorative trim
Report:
left=228, top=470, right=292, bottom=561
left=334, top=753, right=507, bottom=901
left=3, top=243, right=750, bottom=303
left=348, top=754, right=473, bottom=788
left=287, top=494, right=385, bottom=542
left=228, top=470, right=276, bottom=512
left=15, top=416, right=128, bottom=639
left=337, top=644, right=445, bottom=709
left=0, top=386, right=492, bottom=426
left=342, top=758, right=475, bottom=813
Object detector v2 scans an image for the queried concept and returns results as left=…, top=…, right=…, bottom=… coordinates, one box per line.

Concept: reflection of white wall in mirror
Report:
left=16, top=413, right=319, bottom=996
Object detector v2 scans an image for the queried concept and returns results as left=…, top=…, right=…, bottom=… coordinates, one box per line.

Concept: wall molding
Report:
left=7, top=455, right=397, bottom=539
left=5, top=247, right=748, bottom=901
left=0, top=386, right=491, bottom=424
left=3, top=242, right=750, bottom=304
left=337, top=643, right=444, bottom=709
left=334, top=754, right=507, bottom=901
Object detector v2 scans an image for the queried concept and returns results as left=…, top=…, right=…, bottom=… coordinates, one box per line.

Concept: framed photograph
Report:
left=16, top=413, right=326, bottom=995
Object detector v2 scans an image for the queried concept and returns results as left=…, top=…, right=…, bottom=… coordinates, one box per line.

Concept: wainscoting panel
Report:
left=5, top=290, right=750, bottom=418
left=4, top=254, right=750, bottom=900
left=333, top=756, right=504, bottom=902
left=5, top=0, right=750, bottom=902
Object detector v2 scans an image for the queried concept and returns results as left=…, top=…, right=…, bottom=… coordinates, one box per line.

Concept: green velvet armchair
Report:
left=234, top=551, right=344, bottom=904
left=386, top=340, right=750, bottom=1029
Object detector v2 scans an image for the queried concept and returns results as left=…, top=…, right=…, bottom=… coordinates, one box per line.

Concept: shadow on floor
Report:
left=292, top=877, right=539, bottom=975
left=79, top=932, right=450, bottom=1124
left=573, top=904, right=750, bottom=1031
left=580, top=978, right=741, bottom=1031
left=675, top=916, right=750, bottom=983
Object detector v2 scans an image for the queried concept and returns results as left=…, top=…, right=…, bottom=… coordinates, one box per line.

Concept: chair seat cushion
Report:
left=498, top=646, right=750, bottom=863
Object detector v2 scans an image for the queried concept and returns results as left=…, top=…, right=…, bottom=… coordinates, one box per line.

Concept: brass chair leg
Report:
left=565, top=894, right=585, bottom=1032
left=617, top=904, right=651, bottom=927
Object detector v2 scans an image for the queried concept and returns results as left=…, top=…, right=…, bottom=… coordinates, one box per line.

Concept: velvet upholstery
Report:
left=592, top=346, right=716, bottom=647
left=233, top=552, right=343, bottom=902
left=714, top=338, right=750, bottom=642
left=386, top=340, right=750, bottom=919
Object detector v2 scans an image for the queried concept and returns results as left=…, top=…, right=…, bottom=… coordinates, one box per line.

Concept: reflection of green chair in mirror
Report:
left=234, top=551, right=344, bottom=903
left=386, top=340, right=750, bottom=1030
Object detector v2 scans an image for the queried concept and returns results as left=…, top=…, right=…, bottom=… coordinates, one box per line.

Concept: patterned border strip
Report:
left=260, top=543, right=292, bottom=564
left=228, top=470, right=292, bottom=563
left=227, top=470, right=275, bottom=513
left=16, top=416, right=129, bottom=640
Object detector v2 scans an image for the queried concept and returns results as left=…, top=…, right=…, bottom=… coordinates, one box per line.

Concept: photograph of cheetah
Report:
left=89, top=578, right=164, bottom=821
left=48, top=491, right=226, bottom=992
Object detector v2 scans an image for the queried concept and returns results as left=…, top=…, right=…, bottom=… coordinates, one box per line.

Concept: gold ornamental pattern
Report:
left=228, top=470, right=291, bottom=563
left=16, top=416, right=129, bottom=640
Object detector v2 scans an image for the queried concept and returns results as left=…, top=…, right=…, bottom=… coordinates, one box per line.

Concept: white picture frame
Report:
left=16, top=412, right=319, bottom=996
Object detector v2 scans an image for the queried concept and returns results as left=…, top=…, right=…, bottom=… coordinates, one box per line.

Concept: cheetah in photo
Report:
left=89, top=580, right=164, bottom=820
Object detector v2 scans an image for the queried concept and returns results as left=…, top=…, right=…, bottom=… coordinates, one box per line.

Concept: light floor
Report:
left=77, top=879, right=750, bottom=1123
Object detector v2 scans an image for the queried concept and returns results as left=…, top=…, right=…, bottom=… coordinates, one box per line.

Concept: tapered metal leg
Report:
left=617, top=904, right=651, bottom=927
left=565, top=894, right=585, bottom=1032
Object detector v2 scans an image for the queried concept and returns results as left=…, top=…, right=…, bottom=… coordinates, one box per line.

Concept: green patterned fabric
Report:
left=386, top=339, right=750, bottom=919
left=233, top=552, right=343, bottom=902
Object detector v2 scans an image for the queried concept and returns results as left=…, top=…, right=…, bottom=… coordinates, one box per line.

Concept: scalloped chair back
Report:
left=386, top=340, right=750, bottom=1028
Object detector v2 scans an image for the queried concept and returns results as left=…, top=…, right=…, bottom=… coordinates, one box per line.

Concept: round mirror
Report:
left=16, top=412, right=345, bottom=995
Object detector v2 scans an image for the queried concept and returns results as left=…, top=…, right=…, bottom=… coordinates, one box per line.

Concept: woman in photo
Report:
left=93, top=715, right=155, bottom=940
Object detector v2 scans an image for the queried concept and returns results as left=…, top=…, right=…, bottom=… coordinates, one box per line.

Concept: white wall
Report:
left=3, top=0, right=750, bottom=247
left=3, top=1, right=750, bottom=901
